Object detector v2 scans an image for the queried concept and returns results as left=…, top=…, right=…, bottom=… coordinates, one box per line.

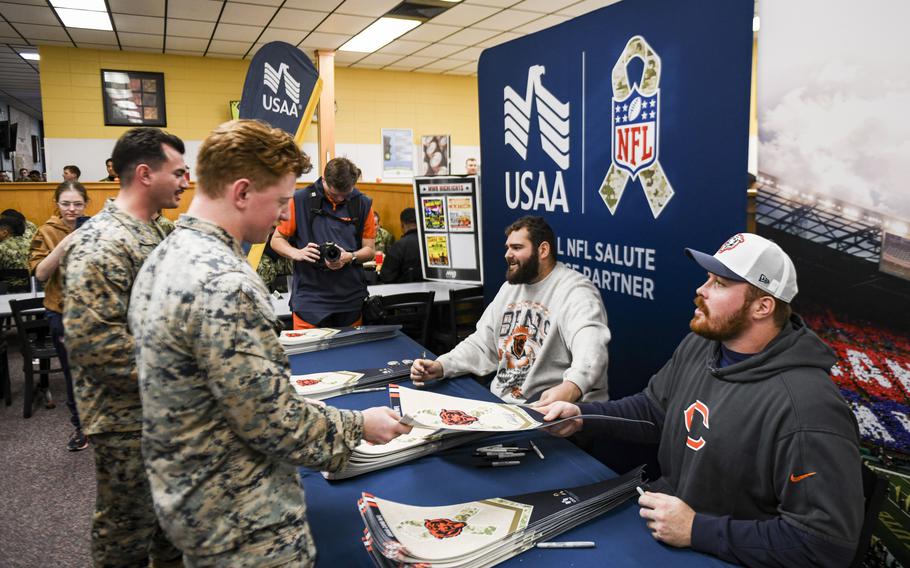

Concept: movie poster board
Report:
left=414, top=175, right=482, bottom=283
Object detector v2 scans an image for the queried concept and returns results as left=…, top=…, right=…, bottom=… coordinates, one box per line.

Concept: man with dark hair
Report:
left=411, top=215, right=610, bottom=404
left=99, top=157, right=117, bottom=182
left=130, top=119, right=409, bottom=565
left=270, top=156, right=378, bottom=329
left=17, top=167, right=28, bottom=181
left=539, top=233, right=864, bottom=566
left=465, top=157, right=478, bottom=176
left=63, top=164, right=81, bottom=181
left=62, top=126, right=187, bottom=567
left=379, top=207, right=422, bottom=283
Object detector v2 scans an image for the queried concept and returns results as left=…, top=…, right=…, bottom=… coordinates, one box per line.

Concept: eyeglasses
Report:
left=58, top=201, right=86, bottom=209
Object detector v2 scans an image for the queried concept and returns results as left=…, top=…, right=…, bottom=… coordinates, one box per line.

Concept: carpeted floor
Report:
left=0, top=330, right=95, bottom=567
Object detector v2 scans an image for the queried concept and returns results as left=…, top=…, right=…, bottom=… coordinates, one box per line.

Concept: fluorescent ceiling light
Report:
left=50, top=0, right=107, bottom=10
left=19, top=52, right=40, bottom=61
left=54, top=7, right=113, bottom=31
left=339, top=17, right=420, bottom=53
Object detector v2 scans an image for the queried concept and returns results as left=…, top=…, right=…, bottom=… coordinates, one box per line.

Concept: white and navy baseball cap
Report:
left=685, top=233, right=798, bottom=303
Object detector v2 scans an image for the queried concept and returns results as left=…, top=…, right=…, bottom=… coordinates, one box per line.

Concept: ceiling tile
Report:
left=212, top=22, right=261, bottom=42
left=377, top=38, right=428, bottom=56
left=168, top=0, right=223, bottom=22
left=477, top=30, right=521, bottom=47
left=557, top=0, right=621, bottom=17
left=400, top=23, right=459, bottom=43
left=220, top=2, right=276, bottom=26
left=258, top=27, right=307, bottom=44
left=67, top=28, right=119, bottom=44
left=417, top=58, right=465, bottom=72
left=326, top=50, right=362, bottom=64
left=0, top=2, right=59, bottom=26
left=11, top=23, right=69, bottom=42
left=474, top=9, right=540, bottom=31
left=206, top=51, right=243, bottom=59
left=358, top=52, right=401, bottom=66
left=336, top=0, right=401, bottom=17
left=166, top=18, right=216, bottom=39
left=462, top=0, right=520, bottom=7
left=513, top=13, right=570, bottom=34
left=438, top=27, right=499, bottom=46
left=512, top=0, right=577, bottom=12
left=272, top=8, right=326, bottom=31
left=387, top=54, right=435, bottom=70
left=298, top=31, right=348, bottom=50
left=119, top=32, right=164, bottom=49
left=233, top=0, right=282, bottom=5
left=282, top=0, right=337, bottom=11
left=167, top=49, right=206, bottom=56
left=109, top=0, right=165, bottom=17
left=315, top=13, right=372, bottom=35
left=166, top=36, right=208, bottom=51
left=446, top=60, right=478, bottom=74
left=413, top=43, right=462, bottom=58
left=429, top=4, right=500, bottom=27
left=78, top=42, right=120, bottom=50
left=447, top=45, right=483, bottom=61
left=31, top=38, right=71, bottom=46
left=113, top=14, right=165, bottom=34
left=126, top=47, right=163, bottom=53
left=207, top=39, right=250, bottom=54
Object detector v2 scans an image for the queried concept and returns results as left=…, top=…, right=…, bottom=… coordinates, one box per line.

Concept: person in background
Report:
left=16, top=167, right=28, bottom=181
left=411, top=216, right=611, bottom=405
left=271, top=157, right=377, bottom=330
left=538, top=233, right=864, bottom=566
left=0, top=209, right=37, bottom=291
left=129, top=119, right=410, bottom=565
left=62, top=127, right=187, bottom=567
left=379, top=207, right=422, bottom=284
left=465, top=157, right=479, bottom=176
left=29, top=181, right=90, bottom=451
left=27, top=169, right=42, bottom=182
left=62, top=165, right=81, bottom=182
left=0, top=171, right=11, bottom=182
left=99, top=157, right=117, bottom=182
left=373, top=210, right=395, bottom=254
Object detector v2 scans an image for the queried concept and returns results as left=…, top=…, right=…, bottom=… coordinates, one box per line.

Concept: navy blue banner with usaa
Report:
left=478, top=0, right=753, bottom=397
left=239, top=41, right=320, bottom=267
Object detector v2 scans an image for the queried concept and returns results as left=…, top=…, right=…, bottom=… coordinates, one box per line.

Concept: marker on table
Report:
left=529, top=439, right=545, bottom=460
left=637, top=486, right=646, bottom=497
left=351, top=386, right=387, bottom=393
left=476, top=460, right=521, bottom=468
left=536, top=541, right=596, bottom=549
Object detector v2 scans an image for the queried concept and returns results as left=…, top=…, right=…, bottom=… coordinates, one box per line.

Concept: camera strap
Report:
left=305, top=185, right=366, bottom=250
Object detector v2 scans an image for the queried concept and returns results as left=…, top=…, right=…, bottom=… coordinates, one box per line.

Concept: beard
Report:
left=689, top=296, right=751, bottom=341
left=505, top=250, right=540, bottom=284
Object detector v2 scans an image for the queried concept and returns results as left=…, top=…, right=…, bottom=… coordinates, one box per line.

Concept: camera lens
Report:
left=322, top=242, right=341, bottom=262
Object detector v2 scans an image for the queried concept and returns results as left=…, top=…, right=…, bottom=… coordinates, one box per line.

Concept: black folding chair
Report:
left=432, top=286, right=484, bottom=354
left=9, top=298, right=62, bottom=418
left=380, top=291, right=436, bottom=347
left=0, top=333, right=10, bottom=406
left=850, top=462, right=889, bottom=567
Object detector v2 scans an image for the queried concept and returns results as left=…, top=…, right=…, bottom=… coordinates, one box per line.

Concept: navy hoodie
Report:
left=579, top=315, right=864, bottom=567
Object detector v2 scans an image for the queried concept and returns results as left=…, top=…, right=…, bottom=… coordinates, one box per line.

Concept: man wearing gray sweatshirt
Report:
left=411, top=216, right=611, bottom=405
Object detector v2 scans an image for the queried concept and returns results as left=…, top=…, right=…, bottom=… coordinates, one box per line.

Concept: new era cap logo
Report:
left=263, top=62, right=300, bottom=105
left=759, top=274, right=770, bottom=284
left=503, top=65, right=570, bottom=170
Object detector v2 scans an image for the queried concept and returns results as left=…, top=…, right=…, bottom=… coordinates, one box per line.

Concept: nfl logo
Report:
left=612, top=85, right=659, bottom=179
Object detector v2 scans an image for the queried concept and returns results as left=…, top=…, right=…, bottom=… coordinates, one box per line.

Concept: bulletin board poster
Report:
left=420, top=134, right=451, bottom=175
left=414, top=175, right=483, bottom=283
left=382, top=128, right=414, bottom=178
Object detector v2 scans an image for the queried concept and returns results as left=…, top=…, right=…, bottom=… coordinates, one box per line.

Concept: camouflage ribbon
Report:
left=598, top=35, right=675, bottom=218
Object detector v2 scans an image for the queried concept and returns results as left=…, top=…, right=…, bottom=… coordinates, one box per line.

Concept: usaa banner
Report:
left=239, top=41, right=320, bottom=141
left=478, top=0, right=752, bottom=397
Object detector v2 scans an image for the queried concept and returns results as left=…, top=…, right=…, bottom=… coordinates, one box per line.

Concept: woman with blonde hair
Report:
left=29, top=181, right=90, bottom=451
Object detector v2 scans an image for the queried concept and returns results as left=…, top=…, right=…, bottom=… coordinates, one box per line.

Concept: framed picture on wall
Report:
left=101, top=70, right=167, bottom=127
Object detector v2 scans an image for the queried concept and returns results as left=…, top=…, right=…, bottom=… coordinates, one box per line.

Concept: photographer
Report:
left=271, top=157, right=377, bottom=329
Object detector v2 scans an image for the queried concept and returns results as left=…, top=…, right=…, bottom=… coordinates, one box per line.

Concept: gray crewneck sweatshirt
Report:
left=438, top=262, right=611, bottom=403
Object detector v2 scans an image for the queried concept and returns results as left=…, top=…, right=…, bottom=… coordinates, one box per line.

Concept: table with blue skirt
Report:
left=291, top=332, right=731, bottom=567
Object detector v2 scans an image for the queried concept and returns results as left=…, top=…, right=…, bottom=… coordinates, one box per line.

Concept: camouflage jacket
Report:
left=62, top=199, right=163, bottom=435
left=374, top=226, right=395, bottom=253
left=0, top=220, right=37, bottom=289
left=129, top=215, right=364, bottom=557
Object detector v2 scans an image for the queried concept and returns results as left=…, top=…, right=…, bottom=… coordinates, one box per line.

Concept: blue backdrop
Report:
left=478, top=0, right=753, bottom=398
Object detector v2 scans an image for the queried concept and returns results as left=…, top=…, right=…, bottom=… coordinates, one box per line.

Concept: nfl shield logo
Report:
left=612, top=85, right=659, bottom=179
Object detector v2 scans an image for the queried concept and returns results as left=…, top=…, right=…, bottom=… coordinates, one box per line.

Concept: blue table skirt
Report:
left=291, top=333, right=730, bottom=567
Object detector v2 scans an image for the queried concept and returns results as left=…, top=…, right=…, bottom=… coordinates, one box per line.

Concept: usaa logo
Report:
left=503, top=65, right=570, bottom=213
left=262, top=62, right=301, bottom=118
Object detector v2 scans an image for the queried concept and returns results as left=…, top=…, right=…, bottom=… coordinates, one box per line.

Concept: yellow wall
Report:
left=38, top=46, right=479, bottom=147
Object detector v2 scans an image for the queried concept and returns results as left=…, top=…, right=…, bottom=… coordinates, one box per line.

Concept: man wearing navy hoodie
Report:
left=539, top=232, right=863, bottom=567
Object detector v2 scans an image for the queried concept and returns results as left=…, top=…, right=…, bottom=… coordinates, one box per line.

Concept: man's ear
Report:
left=230, top=178, right=253, bottom=209
left=538, top=240, right=552, bottom=261
left=752, top=295, right=776, bottom=322
left=134, top=164, right=152, bottom=186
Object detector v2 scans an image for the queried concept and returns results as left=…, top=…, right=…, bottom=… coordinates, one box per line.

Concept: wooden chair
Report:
left=432, top=286, right=484, bottom=354
left=9, top=298, right=62, bottom=418
left=379, top=291, right=436, bottom=347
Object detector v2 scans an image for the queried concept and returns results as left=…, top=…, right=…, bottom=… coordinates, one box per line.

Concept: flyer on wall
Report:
left=381, top=128, right=414, bottom=178
left=420, top=134, right=451, bottom=175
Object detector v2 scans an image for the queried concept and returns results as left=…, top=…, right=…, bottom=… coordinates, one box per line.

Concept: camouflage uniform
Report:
left=61, top=199, right=181, bottom=567
left=151, top=213, right=177, bottom=239
left=0, top=219, right=37, bottom=290
left=374, top=226, right=395, bottom=253
left=256, top=254, right=292, bottom=291
left=129, top=215, right=364, bottom=566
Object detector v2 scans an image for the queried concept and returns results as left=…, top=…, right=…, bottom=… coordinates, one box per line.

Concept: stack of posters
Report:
left=358, top=467, right=644, bottom=567
left=278, top=325, right=401, bottom=355
left=290, top=366, right=412, bottom=401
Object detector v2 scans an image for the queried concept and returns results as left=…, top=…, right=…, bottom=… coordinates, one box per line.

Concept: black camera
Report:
left=319, top=241, right=342, bottom=264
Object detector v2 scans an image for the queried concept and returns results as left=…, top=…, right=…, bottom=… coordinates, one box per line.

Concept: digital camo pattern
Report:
left=0, top=220, right=36, bottom=289
left=89, top=431, right=181, bottom=568
left=61, top=199, right=164, bottom=435
left=257, top=253, right=292, bottom=291
left=129, top=214, right=364, bottom=561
